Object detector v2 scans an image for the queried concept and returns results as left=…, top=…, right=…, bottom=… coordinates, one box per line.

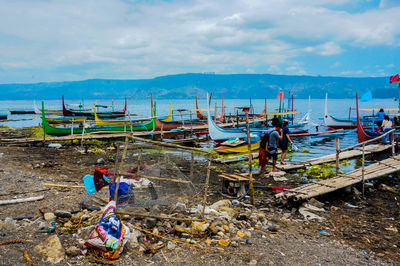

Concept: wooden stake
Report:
left=113, top=145, right=120, bottom=185
left=113, top=137, right=129, bottom=204
left=137, top=147, right=143, bottom=174
left=190, top=151, right=194, bottom=180
left=202, top=161, right=211, bottom=217
left=362, top=142, right=365, bottom=196
left=71, top=118, right=74, bottom=136
left=245, top=112, right=255, bottom=205
left=38, top=123, right=41, bottom=138
left=392, top=132, right=395, bottom=156
left=336, top=138, right=340, bottom=176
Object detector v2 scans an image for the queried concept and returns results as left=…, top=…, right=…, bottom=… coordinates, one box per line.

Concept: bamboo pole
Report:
left=202, top=161, right=211, bottom=217
left=80, top=127, right=85, bottom=149
left=121, top=173, right=192, bottom=184
left=0, top=195, right=44, bottom=205
left=113, top=145, right=120, bottom=185
left=128, top=135, right=209, bottom=154
left=245, top=112, right=255, bottom=205
left=336, top=138, right=340, bottom=176
left=44, top=183, right=85, bottom=188
left=362, top=143, right=365, bottom=197
left=38, top=123, right=41, bottom=138
left=160, top=123, right=164, bottom=141
left=71, top=118, right=74, bottom=136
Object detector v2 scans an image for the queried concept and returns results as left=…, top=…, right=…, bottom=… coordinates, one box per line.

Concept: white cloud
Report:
left=0, top=0, right=398, bottom=82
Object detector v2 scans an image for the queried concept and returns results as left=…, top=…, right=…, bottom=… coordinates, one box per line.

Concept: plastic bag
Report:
left=84, top=201, right=130, bottom=259
left=292, top=144, right=299, bottom=152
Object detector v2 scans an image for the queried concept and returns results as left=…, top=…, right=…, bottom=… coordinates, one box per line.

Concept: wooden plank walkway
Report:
left=277, top=144, right=392, bottom=171
left=276, top=154, right=400, bottom=201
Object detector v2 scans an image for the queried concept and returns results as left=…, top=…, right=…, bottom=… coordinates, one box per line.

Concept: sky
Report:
left=0, top=0, right=399, bottom=83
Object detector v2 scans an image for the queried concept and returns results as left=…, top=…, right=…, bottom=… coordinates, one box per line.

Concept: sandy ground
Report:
left=0, top=142, right=398, bottom=265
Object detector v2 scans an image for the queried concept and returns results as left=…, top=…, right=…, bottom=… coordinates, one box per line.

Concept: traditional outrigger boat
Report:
left=42, top=102, right=155, bottom=136
left=356, top=93, right=378, bottom=143
left=10, top=109, right=35, bottom=115
left=0, top=113, right=7, bottom=120
left=324, top=93, right=357, bottom=129
left=34, top=100, right=63, bottom=116
left=214, top=140, right=260, bottom=154
left=62, top=95, right=127, bottom=118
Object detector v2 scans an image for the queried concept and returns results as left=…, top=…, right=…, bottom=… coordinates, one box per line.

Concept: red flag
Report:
left=277, top=91, right=284, bottom=99
left=390, top=74, right=399, bottom=83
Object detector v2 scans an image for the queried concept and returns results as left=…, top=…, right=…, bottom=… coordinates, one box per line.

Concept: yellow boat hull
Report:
left=214, top=141, right=260, bottom=154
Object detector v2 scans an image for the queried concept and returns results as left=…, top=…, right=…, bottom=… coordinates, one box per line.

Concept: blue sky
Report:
left=0, top=0, right=399, bottom=83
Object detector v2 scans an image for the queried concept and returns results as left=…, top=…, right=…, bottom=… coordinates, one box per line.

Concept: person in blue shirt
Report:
left=267, top=121, right=283, bottom=172
left=376, top=108, right=386, bottom=127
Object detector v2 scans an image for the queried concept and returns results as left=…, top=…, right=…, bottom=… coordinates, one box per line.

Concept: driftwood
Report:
left=0, top=195, right=44, bottom=205
left=121, top=173, right=192, bottom=184
left=44, top=183, right=85, bottom=188
left=128, top=135, right=209, bottom=154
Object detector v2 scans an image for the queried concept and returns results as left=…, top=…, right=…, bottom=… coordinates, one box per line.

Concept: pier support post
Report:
left=335, top=138, right=340, bottom=176
left=392, top=132, right=395, bottom=156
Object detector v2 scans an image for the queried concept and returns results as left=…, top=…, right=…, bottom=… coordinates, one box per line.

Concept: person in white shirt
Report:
left=381, top=115, right=392, bottom=143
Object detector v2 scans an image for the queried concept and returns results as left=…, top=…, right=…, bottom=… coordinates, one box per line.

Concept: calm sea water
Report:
left=0, top=97, right=397, bottom=166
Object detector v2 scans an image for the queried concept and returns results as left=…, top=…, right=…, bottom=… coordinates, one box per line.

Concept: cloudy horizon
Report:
left=0, top=0, right=399, bottom=84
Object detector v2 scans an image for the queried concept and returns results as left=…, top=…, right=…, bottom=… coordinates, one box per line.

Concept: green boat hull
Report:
left=42, top=102, right=155, bottom=136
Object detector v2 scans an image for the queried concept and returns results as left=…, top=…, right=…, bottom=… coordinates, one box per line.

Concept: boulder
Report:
left=34, top=235, right=65, bottom=263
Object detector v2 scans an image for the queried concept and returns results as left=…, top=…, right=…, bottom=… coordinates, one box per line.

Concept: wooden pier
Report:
left=277, top=144, right=392, bottom=171
left=276, top=154, right=400, bottom=201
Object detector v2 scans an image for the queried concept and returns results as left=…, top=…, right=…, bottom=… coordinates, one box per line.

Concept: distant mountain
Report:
left=0, top=73, right=395, bottom=100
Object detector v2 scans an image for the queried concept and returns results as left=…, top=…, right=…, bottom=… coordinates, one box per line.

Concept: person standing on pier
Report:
left=279, top=120, right=294, bottom=165
left=381, top=115, right=393, bottom=143
left=376, top=108, right=386, bottom=127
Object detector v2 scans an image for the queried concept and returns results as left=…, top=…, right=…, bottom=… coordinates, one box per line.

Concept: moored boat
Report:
left=42, top=102, right=155, bottom=136
left=62, top=95, right=127, bottom=118
left=324, top=93, right=357, bottom=129
left=214, top=140, right=260, bottom=154
left=0, top=113, right=8, bottom=120
left=356, top=93, right=377, bottom=143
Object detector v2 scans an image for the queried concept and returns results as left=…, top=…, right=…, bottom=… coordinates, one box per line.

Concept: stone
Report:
left=97, top=158, right=105, bottom=164
left=66, top=246, right=80, bottom=257
left=81, top=214, right=91, bottom=221
left=34, top=235, right=65, bottom=263
left=54, top=210, right=72, bottom=219
left=192, top=221, right=209, bottom=232
left=249, top=259, right=258, bottom=265
left=44, top=213, right=56, bottom=222
left=167, top=241, right=176, bottom=250
left=144, top=217, right=157, bottom=228
left=152, top=253, right=162, bottom=261
left=210, top=199, right=232, bottom=210
left=0, top=218, right=17, bottom=230
left=309, top=198, right=325, bottom=208
left=246, top=239, right=252, bottom=245
left=222, top=224, right=230, bottom=233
